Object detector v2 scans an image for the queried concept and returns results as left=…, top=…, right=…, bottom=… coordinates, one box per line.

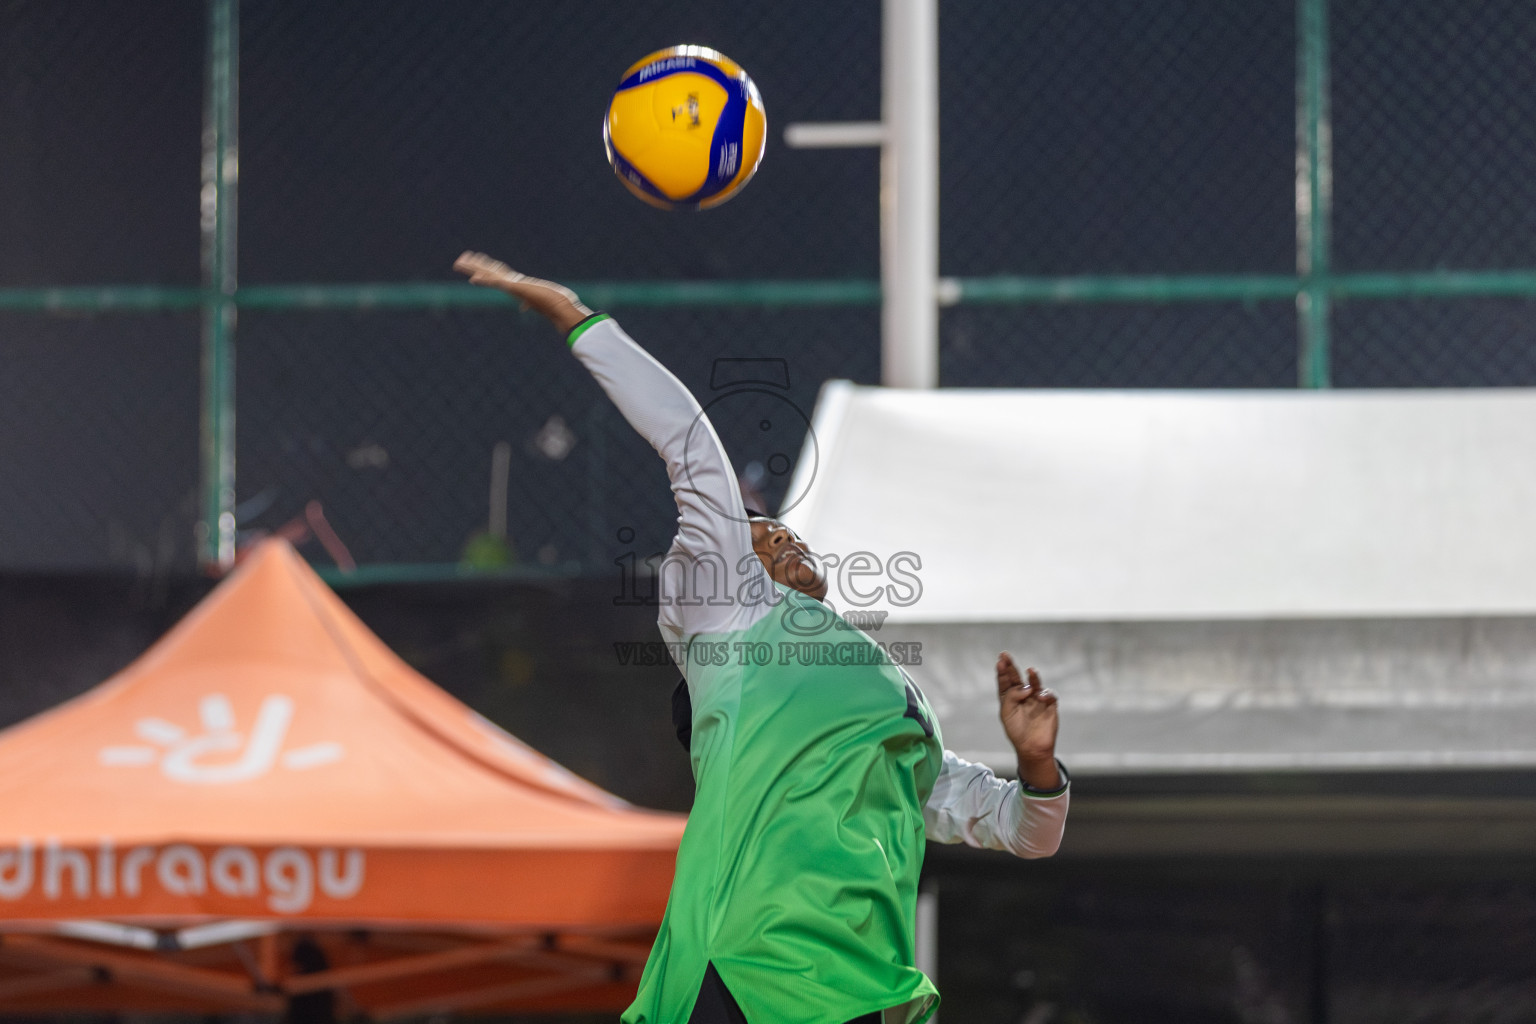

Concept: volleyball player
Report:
left=455, top=252, right=1068, bottom=1024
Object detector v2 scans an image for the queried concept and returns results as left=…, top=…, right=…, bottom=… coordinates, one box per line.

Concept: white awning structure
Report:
left=781, top=383, right=1536, bottom=773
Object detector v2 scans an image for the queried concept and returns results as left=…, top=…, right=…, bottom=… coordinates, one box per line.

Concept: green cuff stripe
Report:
left=565, top=312, right=611, bottom=348
left=1022, top=759, right=1071, bottom=799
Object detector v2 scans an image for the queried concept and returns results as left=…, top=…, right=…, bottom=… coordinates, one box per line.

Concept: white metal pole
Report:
left=783, top=122, right=886, bottom=148
left=882, top=0, right=940, bottom=388
left=915, top=884, right=939, bottom=1021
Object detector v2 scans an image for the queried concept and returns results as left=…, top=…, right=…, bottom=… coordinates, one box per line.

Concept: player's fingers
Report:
left=996, top=652, right=1022, bottom=695
left=453, top=251, right=489, bottom=274
left=1036, top=687, right=1057, bottom=706
left=468, top=268, right=516, bottom=290
left=457, top=252, right=519, bottom=283
left=460, top=266, right=500, bottom=285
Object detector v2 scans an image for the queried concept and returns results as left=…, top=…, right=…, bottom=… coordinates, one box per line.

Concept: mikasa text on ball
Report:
left=604, top=46, right=767, bottom=210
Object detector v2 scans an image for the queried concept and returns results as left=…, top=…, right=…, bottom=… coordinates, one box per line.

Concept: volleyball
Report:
left=603, top=45, right=767, bottom=211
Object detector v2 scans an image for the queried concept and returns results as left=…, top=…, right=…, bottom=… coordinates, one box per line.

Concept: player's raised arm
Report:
left=453, top=252, right=594, bottom=333
left=454, top=252, right=766, bottom=638
left=923, top=657, right=1069, bottom=858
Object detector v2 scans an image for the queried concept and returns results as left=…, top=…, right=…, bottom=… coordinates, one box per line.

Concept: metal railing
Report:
left=5, top=0, right=1536, bottom=577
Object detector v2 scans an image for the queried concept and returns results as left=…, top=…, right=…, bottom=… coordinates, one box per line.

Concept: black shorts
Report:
left=687, top=962, right=883, bottom=1024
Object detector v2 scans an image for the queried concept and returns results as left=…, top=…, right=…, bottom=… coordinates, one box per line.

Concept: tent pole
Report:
left=371, top=963, right=616, bottom=1021
left=0, top=934, right=281, bottom=1011
left=0, top=968, right=99, bottom=1002
left=283, top=936, right=541, bottom=995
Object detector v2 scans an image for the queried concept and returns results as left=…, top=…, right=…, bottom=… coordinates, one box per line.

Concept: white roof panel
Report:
left=783, top=384, right=1536, bottom=622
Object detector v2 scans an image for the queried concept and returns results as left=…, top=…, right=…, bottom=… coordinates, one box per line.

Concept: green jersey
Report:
left=625, top=584, right=943, bottom=1024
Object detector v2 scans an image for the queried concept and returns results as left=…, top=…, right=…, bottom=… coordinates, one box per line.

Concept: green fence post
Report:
left=1297, top=0, right=1332, bottom=388
left=200, top=0, right=239, bottom=571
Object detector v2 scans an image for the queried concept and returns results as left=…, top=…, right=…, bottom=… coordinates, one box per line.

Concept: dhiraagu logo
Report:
left=98, top=694, right=344, bottom=784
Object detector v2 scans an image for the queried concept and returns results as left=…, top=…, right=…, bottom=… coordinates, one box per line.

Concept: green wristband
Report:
left=565, top=312, right=611, bottom=348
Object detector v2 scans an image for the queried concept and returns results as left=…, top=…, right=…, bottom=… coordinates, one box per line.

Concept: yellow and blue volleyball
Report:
left=604, top=46, right=767, bottom=211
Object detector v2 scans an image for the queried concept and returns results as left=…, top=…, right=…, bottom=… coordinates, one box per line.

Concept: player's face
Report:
left=749, top=517, right=828, bottom=602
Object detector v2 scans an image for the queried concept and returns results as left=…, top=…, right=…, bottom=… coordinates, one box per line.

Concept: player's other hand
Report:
left=996, top=652, right=1061, bottom=791
left=453, top=251, right=592, bottom=334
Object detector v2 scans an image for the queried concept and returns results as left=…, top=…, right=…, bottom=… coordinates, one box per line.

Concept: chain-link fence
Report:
left=941, top=302, right=1298, bottom=388
left=939, top=0, right=1297, bottom=278
left=0, top=311, right=201, bottom=571
left=232, top=305, right=877, bottom=571
left=1332, top=0, right=1536, bottom=273
left=5, top=0, right=1536, bottom=573
left=0, top=1, right=203, bottom=288
left=238, top=0, right=881, bottom=286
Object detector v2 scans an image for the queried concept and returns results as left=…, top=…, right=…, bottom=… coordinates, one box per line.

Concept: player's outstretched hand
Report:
left=996, top=652, right=1062, bottom=791
left=453, top=251, right=593, bottom=334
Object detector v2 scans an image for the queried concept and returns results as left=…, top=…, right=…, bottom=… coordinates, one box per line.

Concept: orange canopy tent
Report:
left=0, top=540, right=684, bottom=1017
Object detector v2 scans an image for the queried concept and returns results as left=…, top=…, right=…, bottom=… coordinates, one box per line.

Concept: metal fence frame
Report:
left=3, top=0, right=1535, bottom=576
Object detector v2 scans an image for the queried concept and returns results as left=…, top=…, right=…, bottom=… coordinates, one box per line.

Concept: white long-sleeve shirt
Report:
left=569, top=313, right=1069, bottom=857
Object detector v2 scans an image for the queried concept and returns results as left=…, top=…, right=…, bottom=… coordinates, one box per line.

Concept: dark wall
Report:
left=931, top=849, right=1536, bottom=1024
